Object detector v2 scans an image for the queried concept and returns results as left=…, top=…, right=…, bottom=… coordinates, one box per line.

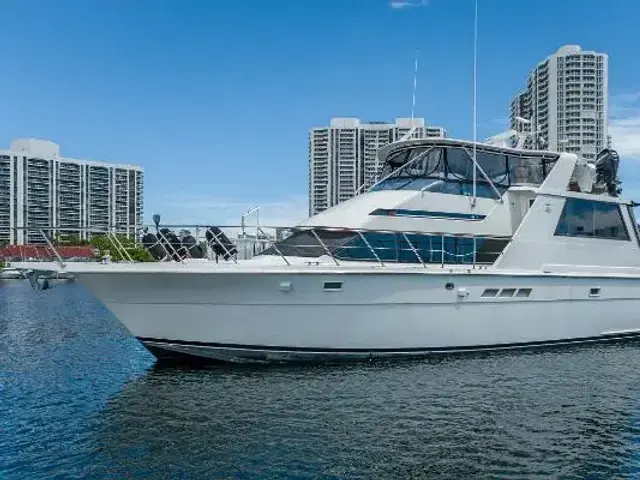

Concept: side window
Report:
left=627, top=206, right=640, bottom=247
left=593, top=202, right=629, bottom=240
left=555, top=198, right=592, bottom=237
left=476, top=151, right=509, bottom=185
left=508, top=157, right=544, bottom=185
left=446, top=148, right=473, bottom=180
left=555, top=198, right=630, bottom=241
left=404, top=148, right=428, bottom=176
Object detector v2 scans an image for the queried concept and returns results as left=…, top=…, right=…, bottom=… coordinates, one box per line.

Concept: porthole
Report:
left=499, top=288, right=516, bottom=298
left=445, top=282, right=454, bottom=291
left=516, top=288, right=532, bottom=298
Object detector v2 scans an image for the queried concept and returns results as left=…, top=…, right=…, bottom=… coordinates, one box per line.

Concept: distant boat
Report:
left=0, top=268, right=24, bottom=280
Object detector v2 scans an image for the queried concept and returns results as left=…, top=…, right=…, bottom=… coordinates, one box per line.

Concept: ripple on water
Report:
left=2, top=282, right=640, bottom=479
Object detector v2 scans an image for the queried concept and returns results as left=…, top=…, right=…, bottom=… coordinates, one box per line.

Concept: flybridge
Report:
left=369, top=138, right=559, bottom=201
left=371, top=138, right=621, bottom=200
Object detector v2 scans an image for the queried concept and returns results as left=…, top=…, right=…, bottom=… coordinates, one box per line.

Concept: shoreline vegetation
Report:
left=53, top=234, right=154, bottom=262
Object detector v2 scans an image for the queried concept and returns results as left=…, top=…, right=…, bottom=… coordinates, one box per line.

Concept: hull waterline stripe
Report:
left=137, top=330, right=640, bottom=355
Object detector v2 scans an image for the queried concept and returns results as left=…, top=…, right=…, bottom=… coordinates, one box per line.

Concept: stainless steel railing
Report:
left=3, top=225, right=510, bottom=269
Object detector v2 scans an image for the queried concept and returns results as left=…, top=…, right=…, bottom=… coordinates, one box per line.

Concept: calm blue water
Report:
left=2, top=281, right=640, bottom=479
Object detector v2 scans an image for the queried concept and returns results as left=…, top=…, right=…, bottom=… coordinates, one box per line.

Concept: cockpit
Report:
left=370, top=141, right=559, bottom=199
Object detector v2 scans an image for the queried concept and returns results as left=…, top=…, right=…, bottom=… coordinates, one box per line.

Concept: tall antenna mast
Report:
left=411, top=49, right=419, bottom=120
left=471, top=0, right=478, bottom=207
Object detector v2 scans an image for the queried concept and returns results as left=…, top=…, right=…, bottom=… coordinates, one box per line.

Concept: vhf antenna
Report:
left=411, top=49, right=419, bottom=120
left=471, top=0, right=478, bottom=207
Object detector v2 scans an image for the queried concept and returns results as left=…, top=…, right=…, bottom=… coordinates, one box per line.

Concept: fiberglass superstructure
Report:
left=259, top=137, right=637, bottom=272
left=262, top=139, right=556, bottom=265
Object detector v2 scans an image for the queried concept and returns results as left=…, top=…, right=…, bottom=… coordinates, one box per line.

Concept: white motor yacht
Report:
left=15, top=135, right=640, bottom=363
left=0, top=268, right=23, bottom=280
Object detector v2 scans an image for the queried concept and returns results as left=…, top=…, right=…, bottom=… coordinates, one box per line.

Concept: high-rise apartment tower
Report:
left=509, top=45, right=608, bottom=160
left=0, top=138, right=143, bottom=244
left=309, top=118, right=446, bottom=216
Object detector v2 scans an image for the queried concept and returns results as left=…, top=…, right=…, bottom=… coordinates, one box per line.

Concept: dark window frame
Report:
left=626, top=205, right=640, bottom=248
left=555, top=198, right=630, bottom=241
left=372, top=145, right=555, bottom=195
left=260, top=229, right=509, bottom=265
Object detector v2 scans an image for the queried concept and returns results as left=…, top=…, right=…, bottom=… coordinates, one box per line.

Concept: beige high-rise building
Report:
left=509, top=45, right=608, bottom=160
left=308, top=117, right=446, bottom=216
left=0, top=138, right=143, bottom=244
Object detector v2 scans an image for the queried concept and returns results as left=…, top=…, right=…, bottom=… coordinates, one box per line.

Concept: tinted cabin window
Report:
left=508, top=157, right=545, bottom=185
left=475, top=151, right=509, bottom=185
left=626, top=206, right=640, bottom=247
left=555, top=198, right=630, bottom=241
left=446, top=148, right=474, bottom=180
left=260, top=230, right=356, bottom=257
left=260, top=229, right=509, bottom=264
left=422, top=180, right=506, bottom=198
left=371, top=145, right=556, bottom=195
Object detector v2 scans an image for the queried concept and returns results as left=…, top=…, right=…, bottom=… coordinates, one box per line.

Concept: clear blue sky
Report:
left=1, top=0, right=639, bottom=224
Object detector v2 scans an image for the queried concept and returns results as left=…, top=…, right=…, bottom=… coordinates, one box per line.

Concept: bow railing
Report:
left=2, top=225, right=510, bottom=269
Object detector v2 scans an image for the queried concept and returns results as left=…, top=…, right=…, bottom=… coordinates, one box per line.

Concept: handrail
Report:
left=156, top=229, right=185, bottom=263
left=207, top=228, right=238, bottom=265
left=39, top=229, right=65, bottom=268
left=356, top=231, right=384, bottom=266
left=402, top=233, right=425, bottom=267
left=258, top=227, right=288, bottom=266
left=310, top=228, right=340, bottom=266
left=8, top=225, right=512, bottom=240
left=356, top=144, right=505, bottom=203
left=5, top=225, right=510, bottom=269
left=108, top=232, right=134, bottom=262
left=461, top=146, right=504, bottom=202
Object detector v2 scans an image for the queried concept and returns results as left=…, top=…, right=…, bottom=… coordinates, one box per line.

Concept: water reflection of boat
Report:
left=41, top=271, right=76, bottom=281
left=95, top=347, right=637, bottom=479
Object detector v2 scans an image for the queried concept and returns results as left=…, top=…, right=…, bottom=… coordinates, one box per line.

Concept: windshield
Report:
left=371, top=146, right=555, bottom=195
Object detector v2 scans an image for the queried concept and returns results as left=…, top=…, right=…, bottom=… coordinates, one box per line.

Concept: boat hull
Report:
left=137, top=333, right=640, bottom=364
left=72, top=268, right=640, bottom=363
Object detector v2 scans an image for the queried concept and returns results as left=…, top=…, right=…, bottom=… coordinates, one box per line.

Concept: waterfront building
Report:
left=309, top=117, right=446, bottom=215
left=509, top=45, right=608, bottom=160
left=0, top=138, right=143, bottom=244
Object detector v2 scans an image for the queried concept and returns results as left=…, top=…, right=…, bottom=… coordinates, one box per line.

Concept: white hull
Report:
left=72, top=266, right=640, bottom=363
left=10, top=138, right=640, bottom=363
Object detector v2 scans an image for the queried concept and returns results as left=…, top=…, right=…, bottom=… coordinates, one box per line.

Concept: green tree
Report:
left=90, top=235, right=153, bottom=262
left=54, top=234, right=90, bottom=246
